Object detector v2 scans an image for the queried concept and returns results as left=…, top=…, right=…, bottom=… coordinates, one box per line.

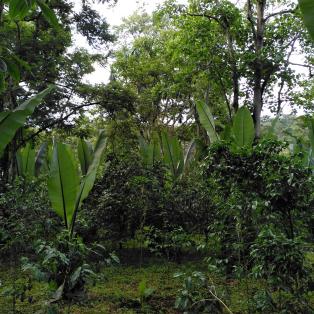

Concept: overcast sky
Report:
left=73, top=0, right=170, bottom=84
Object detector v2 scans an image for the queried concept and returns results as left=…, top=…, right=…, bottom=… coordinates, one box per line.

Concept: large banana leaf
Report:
left=16, top=143, right=35, bottom=178
left=172, top=134, right=184, bottom=176
left=196, top=101, right=218, bottom=143
left=9, top=0, right=32, bottom=19
left=36, top=0, right=60, bottom=29
left=150, top=134, right=161, bottom=166
left=48, top=142, right=80, bottom=229
left=139, top=133, right=161, bottom=167
left=307, top=118, right=314, bottom=167
left=232, top=106, right=255, bottom=148
left=161, top=131, right=183, bottom=179
left=35, top=142, right=48, bottom=176
left=0, top=86, right=54, bottom=154
left=183, top=139, right=196, bottom=173
left=70, top=130, right=107, bottom=235
left=139, top=136, right=150, bottom=165
left=78, top=139, right=93, bottom=175
left=299, top=0, right=314, bottom=41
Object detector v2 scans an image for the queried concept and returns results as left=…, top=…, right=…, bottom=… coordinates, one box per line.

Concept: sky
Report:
left=73, top=0, right=171, bottom=84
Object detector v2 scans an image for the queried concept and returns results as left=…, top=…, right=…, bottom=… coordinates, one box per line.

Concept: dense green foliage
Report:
left=1, top=0, right=314, bottom=313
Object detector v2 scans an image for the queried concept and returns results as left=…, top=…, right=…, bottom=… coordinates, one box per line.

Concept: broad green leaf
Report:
left=16, top=143, right=35, bottom=177
left=307, top=118, right=314, bottom=167
left=232, top=106, right=254, bottom=148
left=0, top=58, right=7, bottom=72
left=195, top=101, right=218, bottom=143
left=171, top=134, right=184, bottom=176
left=161, top=131, right=177, bottom=177
left=9, top=0, right=30, bottom=19
left=183, top=139, right=196, bottom=173
left=308, top=118, right=314, bottom=151
left=35, top=142, right=48, bottom=176
left=70, top=130, right=107, bottom=234
left=78, top=139, right=93, bottom=175
left=0, top=85, right=54, bottom=154
left=0, top=72, right=5, bottom=93
left=139, top=133, right=161, bottom=167
left=149, top=133, right=161, bottom=166
left=161, top=131, right=183, bottom=179
left=299, top=0, right=314, bottom=41
left=5, top=59, right=20, bottom=82
left=139, top=136, right=151, bottom=165
left=48, top=142, right=80, bottom=229
left=36, top=0, right=60, bottom=29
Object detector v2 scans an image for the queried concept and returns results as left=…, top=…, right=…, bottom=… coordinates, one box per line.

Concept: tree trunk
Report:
left=226, top=30, right=240, bottom=113
left=252, top=0, right=266, bottom=139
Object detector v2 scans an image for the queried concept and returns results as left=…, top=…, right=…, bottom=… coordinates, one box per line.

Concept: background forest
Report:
left=1, top=0, right=314, bottom=313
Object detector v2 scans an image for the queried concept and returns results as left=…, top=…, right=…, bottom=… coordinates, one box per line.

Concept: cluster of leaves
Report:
left=174, top=271, right=225, bottom=314
left=21, top=233, right=96, bottom=301
left=202, top=139, right=314, bottom=272
left=249, top=228, right=313, bottom=313
left=0, top=177, right=58, bottom=256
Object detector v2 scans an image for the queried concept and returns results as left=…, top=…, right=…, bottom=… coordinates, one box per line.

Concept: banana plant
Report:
left=139, top=131, right=196, bottom=180
left=16, top=143, right=35, bottom=178
left=16, top=142, right=49, bottom=178
left=195, top=101, right=219, bottom=143
left=48, top=130, right=107, bottom=237
left=160, top=131, right=184, bottom=180
left=232, top=106, right=255, bottom=148
left=0, top=86, right=54, bottom=155
left=160, top=131, right=196, bottom=180
left=197, top=102, right=255, bottom=149
left=35, top=142, right=49, bottom=176
left=77, top=138, right=94, bottom=175
left=302, top=117, right=314, bottom=168
left=139, top=132, right=161, bottom=167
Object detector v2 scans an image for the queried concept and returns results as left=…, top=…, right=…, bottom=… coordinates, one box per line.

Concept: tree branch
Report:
left=247, top=0, right=256, bottom=40
left=185, top=12, right=224, bottom=29
left=264, top=8, right=296, bottom=22
left=288, top=62, right=314, bottom=69
left=17, top=102, right=101, bottom=149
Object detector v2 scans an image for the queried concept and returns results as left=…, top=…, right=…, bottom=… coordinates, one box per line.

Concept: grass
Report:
left=1, top=251, right=314, bottom=313
left=0, top=259, right=206, bottom=314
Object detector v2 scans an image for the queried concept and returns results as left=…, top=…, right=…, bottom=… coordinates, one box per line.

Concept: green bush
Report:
left=202, top=139, right=314, bottom=273
left=250, top=228, right=312, bottom=313
left=0, top=177, right=59, bottom=256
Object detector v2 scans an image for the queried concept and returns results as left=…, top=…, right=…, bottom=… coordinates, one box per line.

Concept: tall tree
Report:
left=112, top=0, right=313, bottom=139
left=0, top=0, right=116, bottom=181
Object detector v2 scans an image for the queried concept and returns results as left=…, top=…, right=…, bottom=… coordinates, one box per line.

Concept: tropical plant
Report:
left=202, top=139, right=313, bottom=274
left=174, top=271, right=230, bottom=314
left=196, top=101, right=219, bottom=143
left=139, top=130, right=196, bottom=180
left=138, top=279, right=155, bottom=309
left=0, top=86, right=54, bottom=155
left=232, top=106, right=255, bottom=148
left=197, top=102, right=255, bottom=150
left=250, top=228, right=312, bottom=312
left=139, top=132, right=161, bottom=168
left=47, top=130, right=107, bottom=237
